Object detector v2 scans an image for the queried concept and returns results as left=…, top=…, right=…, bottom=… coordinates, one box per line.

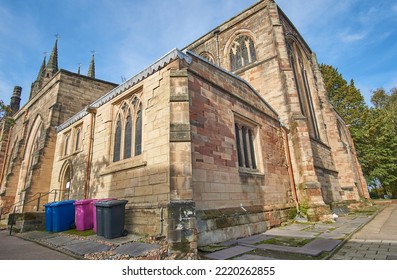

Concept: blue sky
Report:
left=0, top=0, right=396, bottom=108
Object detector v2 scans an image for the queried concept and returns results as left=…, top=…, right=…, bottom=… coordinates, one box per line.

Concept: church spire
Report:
left=46, top=35, right=59, bottom=75
left=29, top=36, right=59, bottom=99
left=30, top=54, right=46, bottom=99
left=87, top=51, right=95, bottom=78
left=36, top=55, right=46, bottom=81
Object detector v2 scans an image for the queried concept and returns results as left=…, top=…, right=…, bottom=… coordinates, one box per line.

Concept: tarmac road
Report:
left=0, top=229, right=76, bottom=260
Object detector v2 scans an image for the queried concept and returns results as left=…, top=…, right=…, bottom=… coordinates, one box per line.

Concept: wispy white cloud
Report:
left=339, top=31, right=367, bottom=43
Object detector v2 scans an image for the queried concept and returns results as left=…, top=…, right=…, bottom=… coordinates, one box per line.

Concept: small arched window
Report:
left=75, top=128, right=81, bottom=151
left=124, top=110, right=132, bottom=159
left=135, top=104, right=142, bottom=156
left=113, top=96, right=143, bottom=162
left=199, top=52, right=215, bottom=64
left=64, top=133, right=70, bottom=156
left=230, top=35, right=256, bottom=71
left=113, top=116, right=122, bottom=162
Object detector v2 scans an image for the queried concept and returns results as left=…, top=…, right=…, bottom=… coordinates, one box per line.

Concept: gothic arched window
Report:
left=287, top=39, right=320, bottom=140
left=135, top=104, right=142, bottom=156
left=64, top=133, right=70, bottom=156
left=124, top=110, right=132, bottom=159
left=113, top=116, right=122, bottom=162
left=230, top=35, right=257, bottom=71
left=199, top=52, right=215, bottom=64
left=113, top=96, right=143, bottom=162
left=75, top=128, right=81, bottom=151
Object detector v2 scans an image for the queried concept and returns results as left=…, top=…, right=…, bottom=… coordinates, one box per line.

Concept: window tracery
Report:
left=113, top=95, right=143, bottom=162
left=230, top=35, right=256, bottom=71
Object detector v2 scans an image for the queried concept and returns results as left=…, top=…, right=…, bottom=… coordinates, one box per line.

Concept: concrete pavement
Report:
left=2, top=230, right=164, bottom=260
left=0, top=230, right=76, bottom=260
left=330, top=202, right=397, bottom=260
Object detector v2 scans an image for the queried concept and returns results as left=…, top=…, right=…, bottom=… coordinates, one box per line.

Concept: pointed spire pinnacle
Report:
left=36, top=54, right=46, bottom=81
left=87, top=50, right=95, bottom=78
left=46, top=35, right=59, bottom=75
left=77, top=63, right=81, bottom=75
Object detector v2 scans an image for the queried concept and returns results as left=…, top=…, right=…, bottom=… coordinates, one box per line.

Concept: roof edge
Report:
left=56, top=49, right=192, bottom=132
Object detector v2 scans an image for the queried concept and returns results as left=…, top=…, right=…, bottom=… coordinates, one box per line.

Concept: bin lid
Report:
left=74, top=199, right=94, bottom=205
left=91, top=198, right=116, bottom=204
left=52, top=200, right=76, bottom=206
left=94, top=199, right=128, bottom=207
left=44, top=202, right=57, bottom=207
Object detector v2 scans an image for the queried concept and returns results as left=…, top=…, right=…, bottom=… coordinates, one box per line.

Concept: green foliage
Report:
left=63, top=229, right=95, bottom=236
left=0, top=99, right=14, bottom=129
left=362, top=88, right=397, bottom=197
left=255, top=237, right=314, bottom=247
left=319, top=64, right=368, bottom=129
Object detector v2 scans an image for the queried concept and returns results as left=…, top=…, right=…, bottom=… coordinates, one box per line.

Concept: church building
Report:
left=0, top=0, right=369, bottom=256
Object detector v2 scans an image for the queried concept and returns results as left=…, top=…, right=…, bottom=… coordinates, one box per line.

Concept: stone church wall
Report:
left=187, top=53, right=294, bottom=245
left=0, top=71, right=116, bottom=213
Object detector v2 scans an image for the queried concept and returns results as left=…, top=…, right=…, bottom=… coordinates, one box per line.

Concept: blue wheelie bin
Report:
left=52, top=200, right=75, bottom=232
left=44, top=202, right=56, bottom=232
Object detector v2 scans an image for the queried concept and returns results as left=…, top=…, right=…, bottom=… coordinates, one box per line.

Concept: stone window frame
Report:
left=286, top=38, right=320, bottom=140
left=73, top=125, right=82, bottom=152
left=336, top=120, right=350, bottom=153
left=63, top=131, right=71, bottom=157
left=233, top=114, right=262, bottom=173
left=199, top=51, right=215, bottom=64
left=229, top=34, right=257, bottom=72
left=112, top=94, right=143, bottom=163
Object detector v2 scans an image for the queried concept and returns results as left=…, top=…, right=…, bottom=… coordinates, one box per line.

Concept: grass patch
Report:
left=255, top=236, right=314, bottom=247
left=242, top=249, right=329, bottom=260
left=63, top=229, right=95, bottom=236
left=199, top=245, right=230, bottom=253
left=349, top=205, right=382, bottom=215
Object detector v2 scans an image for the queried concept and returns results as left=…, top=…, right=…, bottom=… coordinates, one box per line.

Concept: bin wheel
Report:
left=122, top=229, right=128, bottom=236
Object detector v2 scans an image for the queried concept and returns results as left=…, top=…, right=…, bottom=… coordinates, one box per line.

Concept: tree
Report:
left=0, top=99, right=13, bottom=130
left=319, top=64, right=368, bottom=141
left=363, top=88, right=397, bottom=197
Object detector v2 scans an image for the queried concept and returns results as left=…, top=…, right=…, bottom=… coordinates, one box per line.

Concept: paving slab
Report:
left=332, top=226, right=357, bottom=234
left=44, top=236, right=80, bottom=247
left=386, top=255, right=397, bottom=260
left=265, top=228, right=317, bottom=238
left=279, top=224, right=313, bottom=231
left=18, top=231, right=54, bottom=240
left=115, top=242, right=160, bottom=257
left=62, top=240, right=112, bottom=256
left=256, top=244, right=322, bottom=256
left=318, top=232, right=346, bottom=239
left=87, top=233, right=142, bottom=245
left=313, top=224, right=338, bottom=231
left=302, top=238, right=341, bottom=252
left=219, top=240, right=238, bottom=246
left=205, top=246, right=255, bottom=260
left=234, top=254, right=276, bottom=260
left=237, top=234, right=273, bottom=245
left=352, top=217, right=371, bottom=223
